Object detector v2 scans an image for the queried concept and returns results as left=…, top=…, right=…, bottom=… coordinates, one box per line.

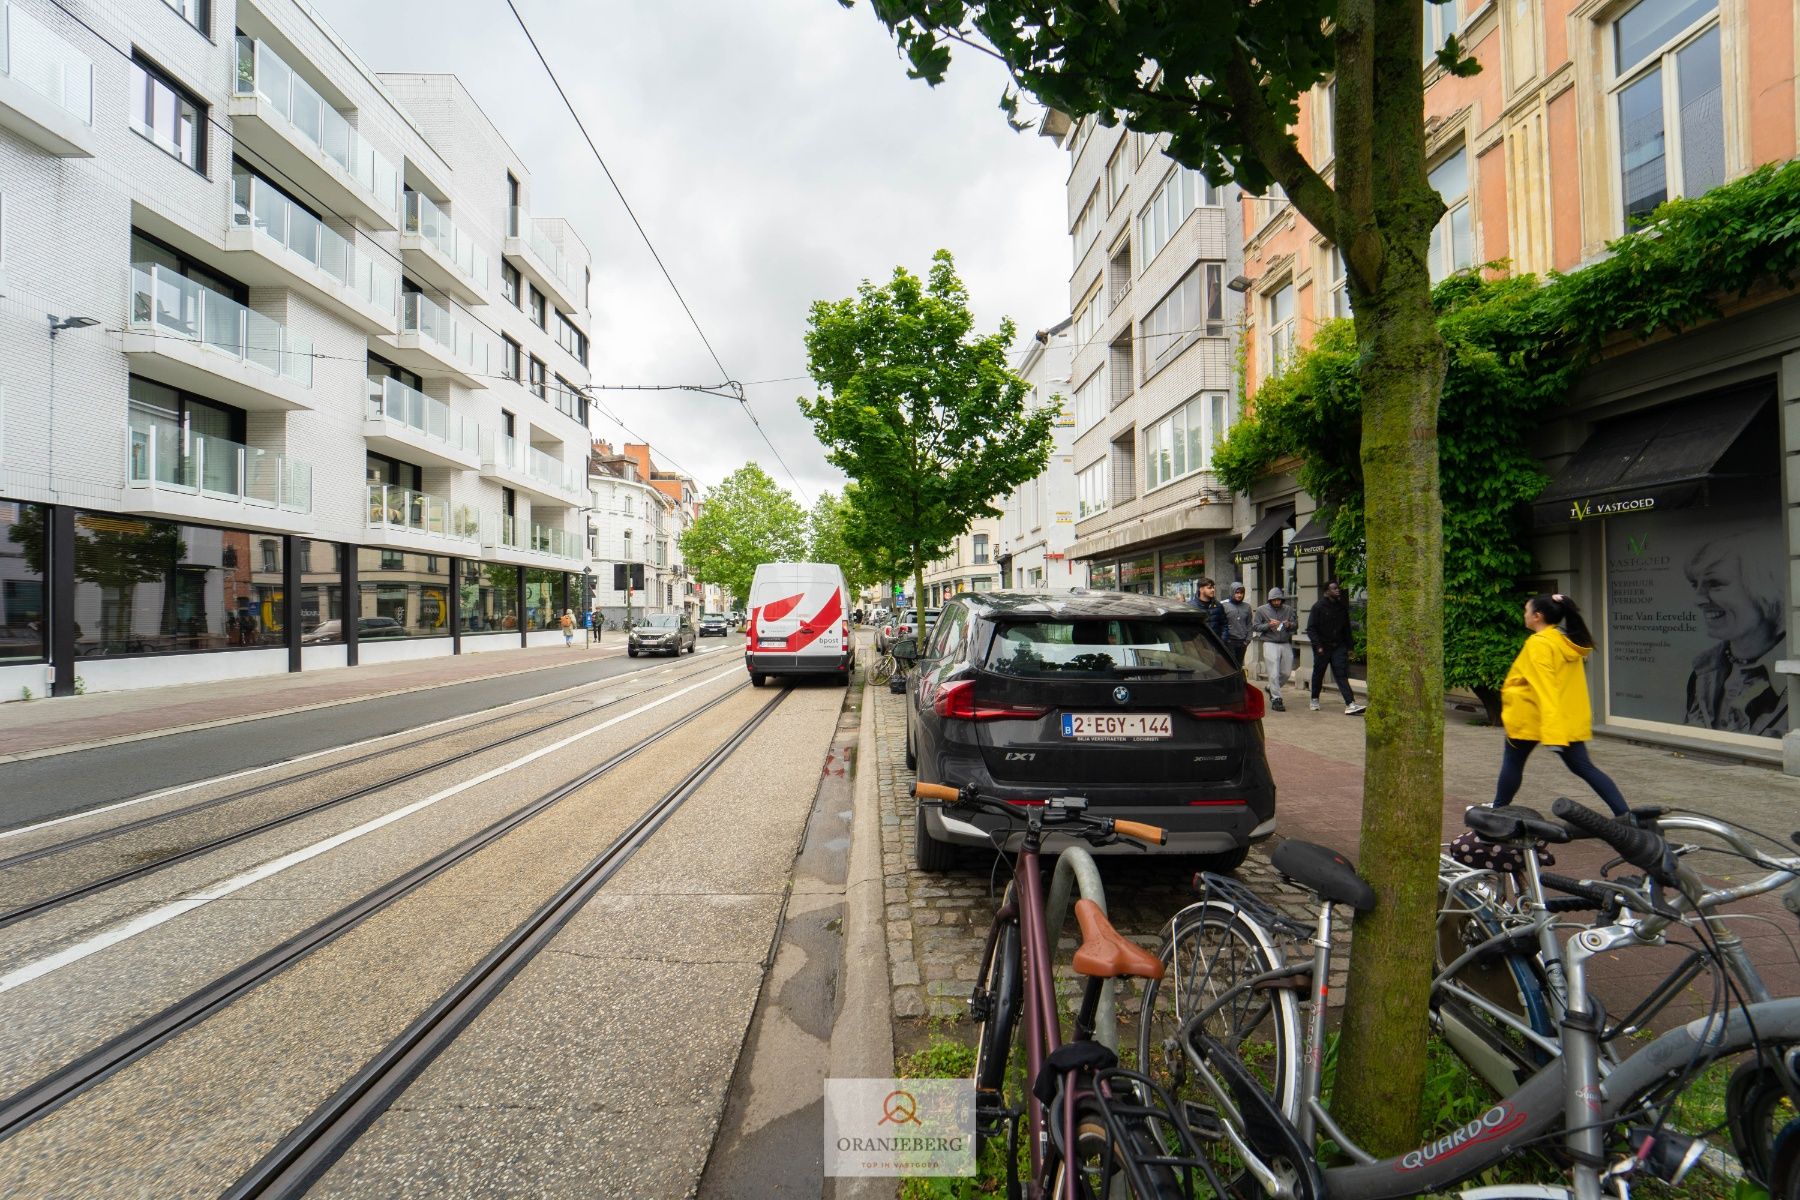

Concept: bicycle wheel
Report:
left=971, top=890, right=1024, bottom=1156
left=1139, top=901, right=1301, bottom=1116
left=870, top=654, right=895, bottom=686
left=1727, top=1049, right=1800, bottom=1188
left=1432, top=876, right=1558, bottom=1097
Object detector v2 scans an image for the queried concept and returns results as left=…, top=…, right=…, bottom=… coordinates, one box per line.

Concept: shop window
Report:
left=355, top=548, right=450, bottom=640
left=298, top=539, right=342, bottom=644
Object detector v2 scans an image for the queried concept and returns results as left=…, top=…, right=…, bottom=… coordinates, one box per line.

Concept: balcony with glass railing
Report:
left=364, top=376, right=480, bottom=471
left=126, top=424, right=313, bottom=531
left=479, top=431, right=583, bottom=504
left=125, top=263, right=314, bottom=412
left=229, top=168, right=399, bottom=332
left=504, top=206, right=583, bottom=310
left=401, top=191, right=489, bottom=303
left=367, top=483, right=479, bottom=547
left=0, top=0, right=95, bottom=157
left=232, top=36, right=399, bottom=228
left=482, top=513, right=582, bottom=562
left=384, top=291, right=489, bottom=386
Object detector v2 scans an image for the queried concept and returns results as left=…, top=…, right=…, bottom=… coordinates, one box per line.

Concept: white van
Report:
left=745, top=562, right=851, bottom=687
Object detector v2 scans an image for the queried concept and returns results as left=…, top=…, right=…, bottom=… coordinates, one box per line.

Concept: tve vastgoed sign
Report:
left=824, top=1078, right=975, bottom=1177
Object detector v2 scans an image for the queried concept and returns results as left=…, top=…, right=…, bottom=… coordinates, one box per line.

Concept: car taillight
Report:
left=1181, top=682, right=1267, bottom=722
left=882, top=625, right=893, bottom=638
left=933, top=679, right=1049, bottom=721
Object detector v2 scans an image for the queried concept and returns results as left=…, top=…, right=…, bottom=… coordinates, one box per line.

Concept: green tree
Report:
left=800, top=250, right=1052, bottom=626
left=844, top=0, right=1467, bottom=1147
left=808, top=489, right=878, bottom=594
left=678, top=464, right=808, bottom=609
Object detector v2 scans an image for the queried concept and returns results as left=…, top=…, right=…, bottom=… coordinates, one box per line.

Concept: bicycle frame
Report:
left=1011, top=836, right=1062, bottom=1184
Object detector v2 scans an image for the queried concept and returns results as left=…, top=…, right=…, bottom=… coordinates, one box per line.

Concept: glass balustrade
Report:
left=483, top=513, right=578, bottom=558
left=130, top=263, right=314, bottom=387
left=235, top=36, right=398, bottom=218
left=232, top=169, right=399, bottom=318
left=2, top=2, right=93, bottom=124
left=401, top=292, right=489, bottom=374
left=481, top=433, right=580, bottom=495
left=404, top=192, right=489, bottom=289
left=367, top=483, right=477, bottom=541
left=506, top=205, right=582, bottom=296
left=366, top=376, right=479, bottom=456
left=128, top=425, right=312, bottom=513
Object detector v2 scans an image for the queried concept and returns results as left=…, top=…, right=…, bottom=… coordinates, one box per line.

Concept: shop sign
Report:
left=1570, top=495, right=1657, bottom=521
left=1159, top=549, right=1207, bottom=578
left=1054, top=511, right=1073, bottom=524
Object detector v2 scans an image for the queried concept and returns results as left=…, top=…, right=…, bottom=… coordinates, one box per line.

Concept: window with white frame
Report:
left=1252, top=183, right=1289, bottom=229
left=1136, top=167, right=1218, bottom=271
left=1610, top=0, right=1723, bottom=229
left=1073, top=369, right=1105, bottom=433
left=1318, top=79, right=1337, bottom=163
left=1071, top=186, right=1102, bottom=266
left=1077, top=459, right=1109, bottom=519
left=1140, top=263, right=1224, bottom=373
left=1142, top=392, right=1232, bottom=491
left=1106, top=141, right=1131, bottom=207
left=163, top=0, right=207, bottom=31
left=1424, top=0, right=1456, bottom=64
left=1427, top=146, right=1473, bottom=282
left=1072, top=285, right=1103, bottom=349
left=1264, top=281, right=1297, bottom=377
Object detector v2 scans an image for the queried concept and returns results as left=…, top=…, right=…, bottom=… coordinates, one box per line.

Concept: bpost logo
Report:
left=825, top=1078, right=974, bottom=1177
left=1569, top=495, right=1656, bottom=521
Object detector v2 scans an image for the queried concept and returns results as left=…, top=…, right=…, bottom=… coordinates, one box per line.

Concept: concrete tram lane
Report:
left=307, top=683, right=849, bottom=1200
left=0, top=675, right=778, bottom=1198
left=0, top=665, right=751, bottom=1112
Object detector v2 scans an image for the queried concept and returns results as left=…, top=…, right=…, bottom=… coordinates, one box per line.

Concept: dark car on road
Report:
left=629, top=612, right=696, bottom=657
left=905, top=591, right=1275, bottom=872
left=699, top=613, right=730, bottom=637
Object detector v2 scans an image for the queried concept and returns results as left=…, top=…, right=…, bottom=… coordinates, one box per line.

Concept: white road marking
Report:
left=0, top=665, right=744, bottom=995
left=0, top=645, right=738, bottom=844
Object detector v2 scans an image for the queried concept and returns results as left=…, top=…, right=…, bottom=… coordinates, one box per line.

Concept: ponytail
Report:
left=1528, top=593, right=1594, bottom=649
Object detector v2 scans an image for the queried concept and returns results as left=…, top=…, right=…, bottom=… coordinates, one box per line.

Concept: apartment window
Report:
left=1265, top=281, right=1297, bottom=376
left=502, top=336, right=522, bottom=381
left=1105, top=141, right=1131, bottom=207
left=1142, top=392, right=1232, bottom=491
left=1071, top=186, right=1102, bottom=266
left=162, top=0, right=207, bottom=32
left=528, top=355, right=547, bottom=400
left=1326, top=246, right=1351, bottom=318
left=1073, top=369, right=1105, bottom=434
left=1108, top=244, right=1132, bottom=312
left=130, top=56, right=206, bottom=172
left=502, top=261, right=521, bottom=307
left=1141, top=263, right=1224, bottom=374
left=1252, top=183, right=1289, bottom=229
left=1611, top=0, right=1722, bottom=228
left=1109, top=433, right=1137, bottom=506
left=973, top=534, right=989, bottom=565
left=1109, top=336, right=1133, bottom=406
left=1072, top=285, right=1103, bottom=349
left=1077, top=459, right=1109, bottom=519
left=556, top=312, right=588, bottom=364
left=506, top=173, right=521, bottom=227
left=1427, top=146, right=1473, bottom=282
left=1137, top=167, right=1218, bottom=271
left=1425, top=0, right=1456, bottom=64
left=1319, top=80, right=1337, bottom=163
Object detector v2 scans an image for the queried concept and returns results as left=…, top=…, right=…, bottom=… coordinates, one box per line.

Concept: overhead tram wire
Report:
left=500, top=0, right=813, bottom=504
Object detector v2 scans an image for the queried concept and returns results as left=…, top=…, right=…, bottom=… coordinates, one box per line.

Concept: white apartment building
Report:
left=997, top=319, right=1087, bottom=593
left=0, top=0, right=596, bottom=698
left=586, top=441, right=697, bottom=625
left=1053, top=113, right=1249, bottom=604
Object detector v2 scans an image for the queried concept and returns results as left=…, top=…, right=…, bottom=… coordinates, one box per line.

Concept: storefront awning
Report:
left=1533, top=386, right=1771, bottom=526
left=1231, top=507, right=1293, bottom=563
left=1290, top=516, right=1330, bottom=556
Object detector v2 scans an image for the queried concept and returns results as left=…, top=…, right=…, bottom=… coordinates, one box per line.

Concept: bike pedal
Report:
left=1182, top=1101, right=1225, bottom=1142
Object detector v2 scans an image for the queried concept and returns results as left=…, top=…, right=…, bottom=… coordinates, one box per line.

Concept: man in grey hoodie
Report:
left=1221, top=582, right=1254, bottom=667
left=1254, top=586, right=1298, bottom=711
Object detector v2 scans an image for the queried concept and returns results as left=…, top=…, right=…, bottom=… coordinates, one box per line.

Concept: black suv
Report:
left=905, top=591, right=1275, bottom=872
left=699, top=613, right=730, bottom=637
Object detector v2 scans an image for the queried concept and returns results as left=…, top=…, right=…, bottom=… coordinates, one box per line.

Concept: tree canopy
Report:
left=800, top=250, right=1053, bottom=615
left=807, top=489, right=876, bottom=594
left=677, top=464, right=807, bottom=608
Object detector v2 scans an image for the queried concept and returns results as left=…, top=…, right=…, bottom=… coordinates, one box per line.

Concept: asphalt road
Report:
left=0, top=642, right=744, bottom=830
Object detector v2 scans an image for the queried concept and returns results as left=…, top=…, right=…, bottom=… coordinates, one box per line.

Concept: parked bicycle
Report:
left=1139, top=798, right=1800, bottom=1199
left=913, top=780, right=1217, bottom=1199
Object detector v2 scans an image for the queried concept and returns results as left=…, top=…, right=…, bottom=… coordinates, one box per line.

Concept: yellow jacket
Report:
left=1500, top=626, right=1594, bottom=746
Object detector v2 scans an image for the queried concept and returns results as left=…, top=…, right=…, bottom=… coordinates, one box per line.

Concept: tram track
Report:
left=0, top=677, right=759, bottom=1143
left=0, top=650, right=739, bottom=932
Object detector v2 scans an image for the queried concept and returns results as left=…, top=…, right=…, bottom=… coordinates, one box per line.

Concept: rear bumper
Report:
left=747, top=650, right=850, bottom=676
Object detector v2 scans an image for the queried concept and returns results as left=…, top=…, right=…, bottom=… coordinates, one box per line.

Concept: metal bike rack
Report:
left=1044, top=844, right=1117, bottom=1050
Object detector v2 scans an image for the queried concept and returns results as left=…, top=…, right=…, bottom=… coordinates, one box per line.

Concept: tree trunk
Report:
left=1330, top=1, right=1449, bottom=1156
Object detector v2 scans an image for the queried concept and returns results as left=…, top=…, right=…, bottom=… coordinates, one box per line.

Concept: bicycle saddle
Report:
left=1070, top=899, right=1165, bottom=981
left=1464, top=804, right=1572, bottom=845
left=1270, top=841, right=1376, bottom=912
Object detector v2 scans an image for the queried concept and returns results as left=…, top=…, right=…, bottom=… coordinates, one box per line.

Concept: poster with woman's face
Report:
left=1605, top=498, right=1788, bottom=738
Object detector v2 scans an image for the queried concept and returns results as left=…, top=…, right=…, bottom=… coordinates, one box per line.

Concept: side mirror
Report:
left=892, top=636, right=920, bottom=663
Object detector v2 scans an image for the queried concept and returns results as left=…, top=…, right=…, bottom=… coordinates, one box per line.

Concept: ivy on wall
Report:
left=1212, top=159, right=1800, bottom=710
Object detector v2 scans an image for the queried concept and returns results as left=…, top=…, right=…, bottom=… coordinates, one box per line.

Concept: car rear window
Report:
left=982, top=617, right=1236, bottom=680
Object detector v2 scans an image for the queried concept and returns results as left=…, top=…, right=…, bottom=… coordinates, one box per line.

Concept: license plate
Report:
left=1061, top=712, right=1172, bottom=740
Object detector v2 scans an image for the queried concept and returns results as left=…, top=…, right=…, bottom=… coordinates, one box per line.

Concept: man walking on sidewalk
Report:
left=1191, top=577, right=1229, bottom=646
left=1306, top=579, right=1366, bottom=715
left=1255, top=587, right=1297, bottom=711
left=1222, top=582, right=1254, bottom=668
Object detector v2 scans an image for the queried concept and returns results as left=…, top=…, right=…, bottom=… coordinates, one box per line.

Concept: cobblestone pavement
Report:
left=870, top=676, right=1348, bottom=1051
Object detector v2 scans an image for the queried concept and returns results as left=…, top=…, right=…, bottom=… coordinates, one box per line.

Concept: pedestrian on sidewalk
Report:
left=1221, top=582, right=1253, bottom=668
left=1306, top=579, right=1366, bottom=715
left=1254, top=587, right=1297, bottom=711
left=1191, top=577, right=1229, bottom=647
left=560, top=609, right=576, bottom=647
left=1493, top=593, right=1629, bottom=815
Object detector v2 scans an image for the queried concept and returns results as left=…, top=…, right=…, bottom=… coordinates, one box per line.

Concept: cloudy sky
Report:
left=309, top=0, right=1070, bottom=503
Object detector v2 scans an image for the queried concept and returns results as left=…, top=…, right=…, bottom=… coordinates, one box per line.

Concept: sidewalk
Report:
left=0, top=642, right=629, bottom=761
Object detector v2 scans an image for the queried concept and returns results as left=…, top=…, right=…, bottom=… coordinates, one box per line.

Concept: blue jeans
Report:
left=1493, top=737, right=1628, bottom=815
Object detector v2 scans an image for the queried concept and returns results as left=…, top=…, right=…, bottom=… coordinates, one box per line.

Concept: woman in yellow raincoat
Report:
left=1493, top=593, right=1629, bottom=815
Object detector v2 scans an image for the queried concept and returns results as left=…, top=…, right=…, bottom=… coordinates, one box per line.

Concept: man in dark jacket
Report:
left=1191, top=577, right=1229, bottom=646
left=1306, top=579, right=1365, bottom=715
left=1221, top=582, right=1253, bottom=667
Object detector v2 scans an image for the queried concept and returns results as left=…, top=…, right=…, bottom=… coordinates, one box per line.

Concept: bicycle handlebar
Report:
left=909, top=782, right=1168, bottom=846
left=1115, top=820, right=1168, bottom=846
left=1552, top=797, right=1680, bottom=887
